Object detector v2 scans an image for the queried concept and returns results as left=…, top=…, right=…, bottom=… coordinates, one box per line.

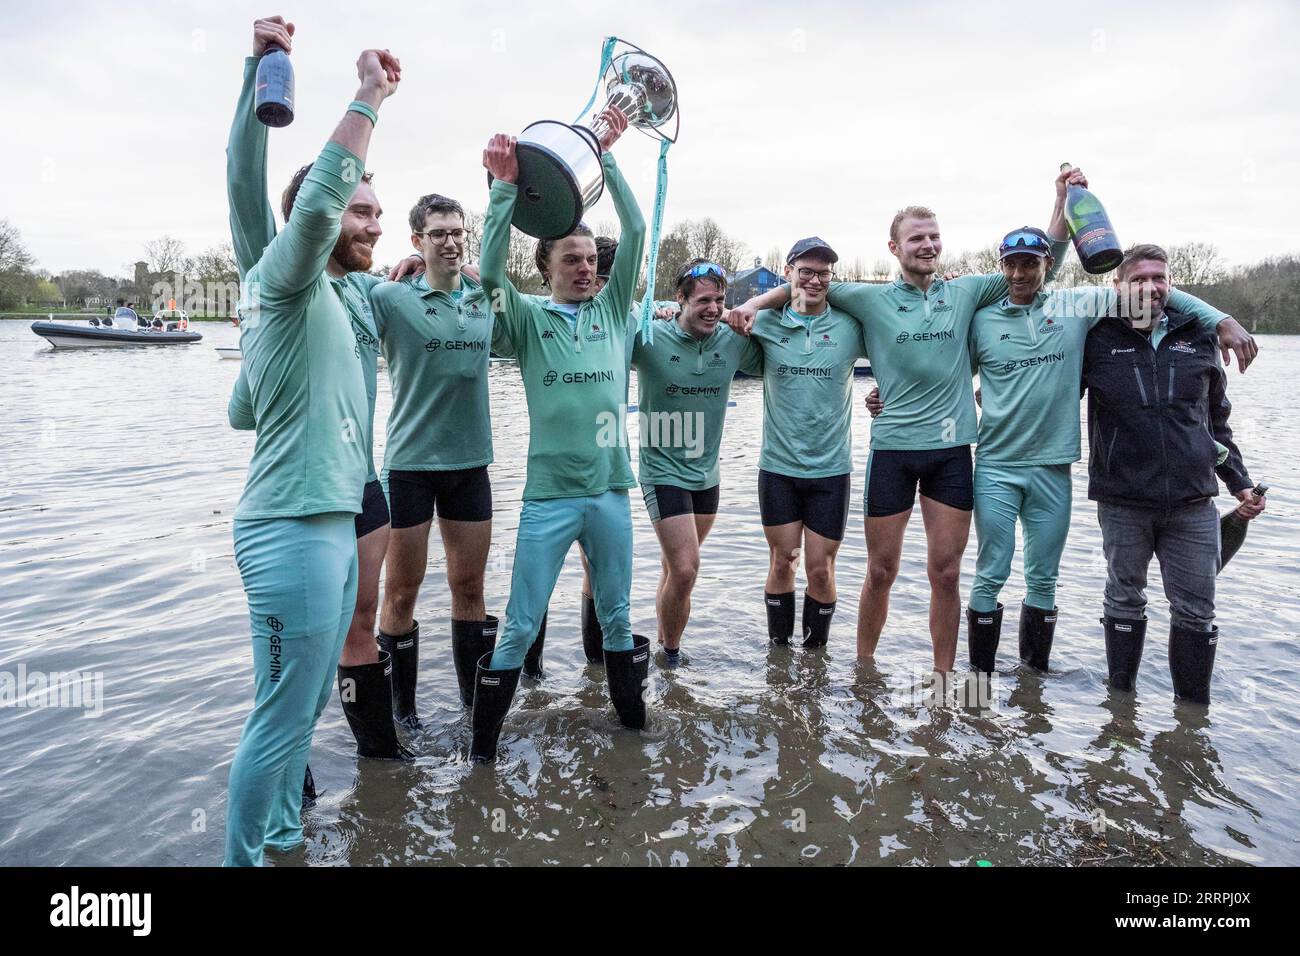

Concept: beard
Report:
left=332, top=230, right=374, bottom=273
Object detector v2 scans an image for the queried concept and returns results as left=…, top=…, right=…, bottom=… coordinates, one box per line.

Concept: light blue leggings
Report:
left=225, top=513, right=357, bottom=867
left=489, top=490, right=635, bottom=670
left=969, top=463, right=1072, bottom=613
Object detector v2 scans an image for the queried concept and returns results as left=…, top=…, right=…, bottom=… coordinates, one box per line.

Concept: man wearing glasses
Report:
left=623, top=259, right=762, bottom=664
left=368, top=196, right=501, bottom=718
left=731, top=238, right=868, bottom=649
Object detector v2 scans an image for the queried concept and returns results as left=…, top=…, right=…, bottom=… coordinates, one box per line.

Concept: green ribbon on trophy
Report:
left=502, top=36, right=680, bottom=344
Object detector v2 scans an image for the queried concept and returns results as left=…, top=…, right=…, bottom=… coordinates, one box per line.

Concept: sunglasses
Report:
left=676, top=262, right=726, bottom=286
left=998, top=231, right=1051, bottom=256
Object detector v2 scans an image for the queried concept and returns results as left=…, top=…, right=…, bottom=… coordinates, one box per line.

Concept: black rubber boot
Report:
left=966, top=604, right=1003, bottom=673
left=337, top=652, right=415, bottom=760
left=452, top=615, right=498, bottom=708
left=302, top=764, right=317, bottom=812
left=801, top=594, right=836, bottom=648
left=766, top=591, right=795, bottom=646
left=377, top=622, right=421, bottom=730
left=1018, top=604, right=1057, bottom=672
left=1102, top=615, right=1147, bottom=692
left=582, top=595, right=605, bottom=663
left=604, top=634, right=651, bottom=729
left=469, top=652, right=521, bottom=764
left=523, top=612, right=548, bottom=679
left=1169, top=624, right=1218, bottom=706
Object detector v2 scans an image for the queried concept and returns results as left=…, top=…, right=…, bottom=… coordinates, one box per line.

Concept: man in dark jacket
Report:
left=1083, top=244, right=1266, bottom=706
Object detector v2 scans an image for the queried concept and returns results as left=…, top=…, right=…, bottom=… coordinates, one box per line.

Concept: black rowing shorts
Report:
left=355, top=478, right=391, bottom=538
left=388, top=466, right=493, bottom=529
left=641, top=483, right=720, bottom=523
left=863, top=446, right=973, bottom=518
left=757, top=470, right=851, bottom=542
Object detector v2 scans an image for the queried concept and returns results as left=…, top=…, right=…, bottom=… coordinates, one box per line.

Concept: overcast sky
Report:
left=4, top=0, right=1298, bottom=277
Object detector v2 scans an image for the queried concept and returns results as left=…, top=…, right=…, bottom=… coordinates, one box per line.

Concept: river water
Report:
left=1, top=319, right=1297, bottom=866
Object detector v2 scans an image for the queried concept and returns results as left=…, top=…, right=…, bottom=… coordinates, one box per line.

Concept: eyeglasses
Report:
left=998, top=231, right=1051, bottom=256
left=417, top=228, right=467, bottom=243
left=677, top=262, right=726, bottom=286
left=796, top=267, right=834, bottom=281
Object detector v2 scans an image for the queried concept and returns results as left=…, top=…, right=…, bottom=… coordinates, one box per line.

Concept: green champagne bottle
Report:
left=1060, top=163, right=1122, bottom=274
left=1219, top=482, right=1268, bottom=571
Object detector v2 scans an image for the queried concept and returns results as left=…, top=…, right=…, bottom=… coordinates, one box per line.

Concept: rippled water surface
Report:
left=1, top=319, right=1297, bottom=866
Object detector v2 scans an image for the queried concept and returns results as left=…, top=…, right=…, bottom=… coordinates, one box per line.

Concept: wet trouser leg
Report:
left=489, top=492, right=633, bottom=671
left=969, top=464, right=1023, bottom=614
left=1153, top=499, right=1218, bottom=632
left=225, top=514, right=357, bottom=867
left=577, top=490, right=634, bottom=655
left=1098, top=501, right=1157, bottom=622
left=1019, top=464, right=1072, bottom=611
left=490, top=499, right=579, bottom=671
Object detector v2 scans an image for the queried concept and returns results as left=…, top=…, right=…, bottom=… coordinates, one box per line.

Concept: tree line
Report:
left=2, top=216, right=1296, bottom=332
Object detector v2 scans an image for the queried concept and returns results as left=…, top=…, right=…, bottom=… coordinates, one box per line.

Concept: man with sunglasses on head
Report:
left=366, top=195, right=502, bottom=719
left=620, top=259, right=763, bottom=664
left=729, top=238, right=868, bottom=649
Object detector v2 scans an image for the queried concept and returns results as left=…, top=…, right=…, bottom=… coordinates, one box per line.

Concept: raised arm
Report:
left=255, top=49, right=400, bottom=302
left=962, top=167, right=1080, bottom=308
left=227, top=17, right=294, bottom=278
left=595, top=151, right=646, bottom=324
left=480, top=133, right=528, bottom=350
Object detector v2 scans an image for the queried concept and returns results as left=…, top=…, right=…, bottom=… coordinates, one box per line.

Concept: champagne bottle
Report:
left=255, top=44, right=295, bottom=128
left=1219, top=482, right=1268, bottom=571
left=1060, top=162, right=1122, bottom=274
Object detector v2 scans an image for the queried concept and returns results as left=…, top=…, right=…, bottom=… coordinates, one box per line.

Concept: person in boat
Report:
left=222, top=38, right=402, bottom=867
left=225, top=16, right=409, bottom=771
left=112, top=300, right=139, bottom=331
left=470, top=116, right=646, bottom=763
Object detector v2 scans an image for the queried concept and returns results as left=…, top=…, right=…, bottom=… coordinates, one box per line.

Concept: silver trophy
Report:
left=506, top=41, right=678, bottom=239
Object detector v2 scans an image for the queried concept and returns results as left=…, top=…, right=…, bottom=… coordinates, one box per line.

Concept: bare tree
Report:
left=653, top=222, right=692, bottom=297
left=764, top=246, right=784, bottom=273
left=506, top=226, right=545, bottom=294
left=462, top=210, right=484, bottom=264
left=0, top=220, right=37, bottom=308
left=191, top=242, right=238, bottom=285
left=871, top=258, right=893, bottom=281
left=1050, top=256, right=1108, bottom=289
left=143, top=235, right=189, bottom=276
left=0, top=219, right=34, bottom=272
left=688, top=218, right=748, bottom=273
left=1166, top=241, right=1225, bottom=286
